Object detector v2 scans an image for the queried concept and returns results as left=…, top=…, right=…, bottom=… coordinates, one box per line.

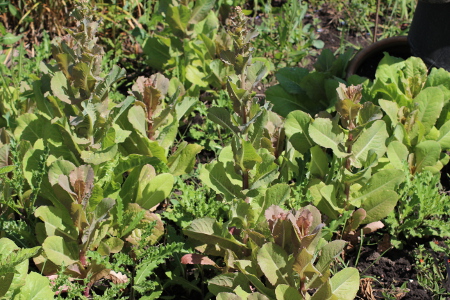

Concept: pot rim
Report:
left=346, top=36, right=409, bottom=79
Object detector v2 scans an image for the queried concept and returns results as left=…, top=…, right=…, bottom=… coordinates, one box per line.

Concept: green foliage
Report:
left=0, top=237, right=52, bottom=300
left=385, top=169, right=450, bottom=248
left=200, top=7, right=286, bottom=205
left=184, top=204, right=360, bottom=299
left=284, top=83, right=404, bottom=236
left=253, top=0, right=324, bottom=68
left=351, top=54, right=450, bottom=175
left=266, top=49, right=353, bottom=117
left=414, top=242, right=450, bottom=298
left=163, top=175, right=229, bottom=228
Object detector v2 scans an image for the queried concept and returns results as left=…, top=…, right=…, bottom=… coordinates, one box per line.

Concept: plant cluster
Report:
left=0, top=0, right=449, bottom=299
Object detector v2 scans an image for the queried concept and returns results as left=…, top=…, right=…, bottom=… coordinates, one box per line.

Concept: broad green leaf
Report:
left=330, top=267, right=359, bottom=300
left=0, top=239, right=40, bottom=298
left=415, top=87, right=445, bottom=134
left=50, top=71, right=73, bottom=104
left=93, top=198, right=116, bottom=222
left=22, top=139, right=45, bottom=188
left=0, top=33, right=22, bottom=45
left=275, top=67, right=309, bottom=94
left=284, top=110, right=314, bottom=154
left=266, top=85, right=308, bottom=118
left=209, top=273, right=250, bottom=296
left=98, top=237, right=124, bottom=256
left=73, top=62, right=95, bottom=94
left=379, top=99, right=399, bottom=127
left=247, top=59, right=270, bottom=88
left=309, top=118, right=347, bottom=157
left=186, top=65, right=208, bottom=87
left=142, top=36, right=171, bottom=70
left=310, top=145, right=328, bottom=179
left=437, top=120, right=450, bottom=150
left=137, top=173, right=174, bottom=210
left=32, top=80, right=57, bottom=119
left=128, top=105, right=147, bottom=136
left=81, top=144, right=118, bottom=165
left=358, top=102, right=383, bottom=126
left=48, top=159, right=76, bottom=186
left=42, top=236, right=79, bottom=266
left=237, top=140, right=262, bottom=171
left=208, top=107, right=240, bottom=134
left=351, top=169, right=404, bottom=207
left=374, top=53, right=405, bottom=83
left=257, top=243, right=293, bottom=286
left=189, top=0, right=215, bottom=24
left=35, top=206, right=78, bottom=240
left=250, top=150, right=279, bottom=189
left=386, top=141, right=408, bottom=169
left=0, top=165, right=15, bottom=175
left=234, top=261, right=276, bottom=299
left=247, top=293, right=270, bottom=300
left=254, top=184, right=290, bottom=224
left=315, top=240, right=346, bottom=274
left=183, top=218, right=247, bottom=254
left=415, top=140, right=441, bottom=173
left=114, top=154, right=166, bottom=182
left=14, top=113, right=63, bottom=145
left=360, top=190, right=399, bottom=224
left=351, top=120, right=388, bottom=168
left=168, top=142, right=203, bottom=176
left=217, top=293, right=242, bottom=300
left=310, top=281, right=332, bottom=300
left=167, top=4, right=190, bottom=37
left=275, top=284, right=302, bottom=300
left=199, top=161, right=244, bottom=201
left=299, top=72, right=330, bottom=111
left=14, top=272, right=53, bottom=300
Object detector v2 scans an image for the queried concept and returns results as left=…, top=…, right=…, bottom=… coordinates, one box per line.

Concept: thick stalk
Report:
left=344, top=132, right=353, bottom=210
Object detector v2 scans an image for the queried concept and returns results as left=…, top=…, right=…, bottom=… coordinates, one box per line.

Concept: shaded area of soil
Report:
left=346, top=238, right=434, bottom=299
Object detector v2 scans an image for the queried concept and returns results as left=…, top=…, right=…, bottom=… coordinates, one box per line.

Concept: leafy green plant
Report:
left=253, top=0, right=324, bottom=68
left=183, top=204, right=360, bottom=300
left=0, top=5, right=204, bottom=298
left=350, top=54, right=450, bottom=175
left=164, top=174, right=229, bottom=228
left=284, top=83, right=405, bottom=239
left=266, top=49, right=353, bottom=118
left=141, top=0, right=233, bottom=94
left=0, top=237, right=52, bottom=299
left=199, top=6, right=284, bottom=203
left=385, top=169, right=450, bottom=248
left=414, top=241, right=450, bottom=298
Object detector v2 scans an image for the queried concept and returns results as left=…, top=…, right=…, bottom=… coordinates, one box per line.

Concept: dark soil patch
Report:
left=315, top=4, right=371, bottom=54
left=346, top=238, right=434, bottom=299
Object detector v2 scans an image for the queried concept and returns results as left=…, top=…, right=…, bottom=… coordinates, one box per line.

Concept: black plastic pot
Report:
left=346, top=36, right=411, bottom=80
left=409, top=0, right=450, bottom=71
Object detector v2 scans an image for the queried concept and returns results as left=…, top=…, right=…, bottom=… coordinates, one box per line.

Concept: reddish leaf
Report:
left=181, top=253, right=216, bottom=266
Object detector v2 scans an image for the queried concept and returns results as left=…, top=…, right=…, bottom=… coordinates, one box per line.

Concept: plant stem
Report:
left=344, top=132, right=353, bottom=209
